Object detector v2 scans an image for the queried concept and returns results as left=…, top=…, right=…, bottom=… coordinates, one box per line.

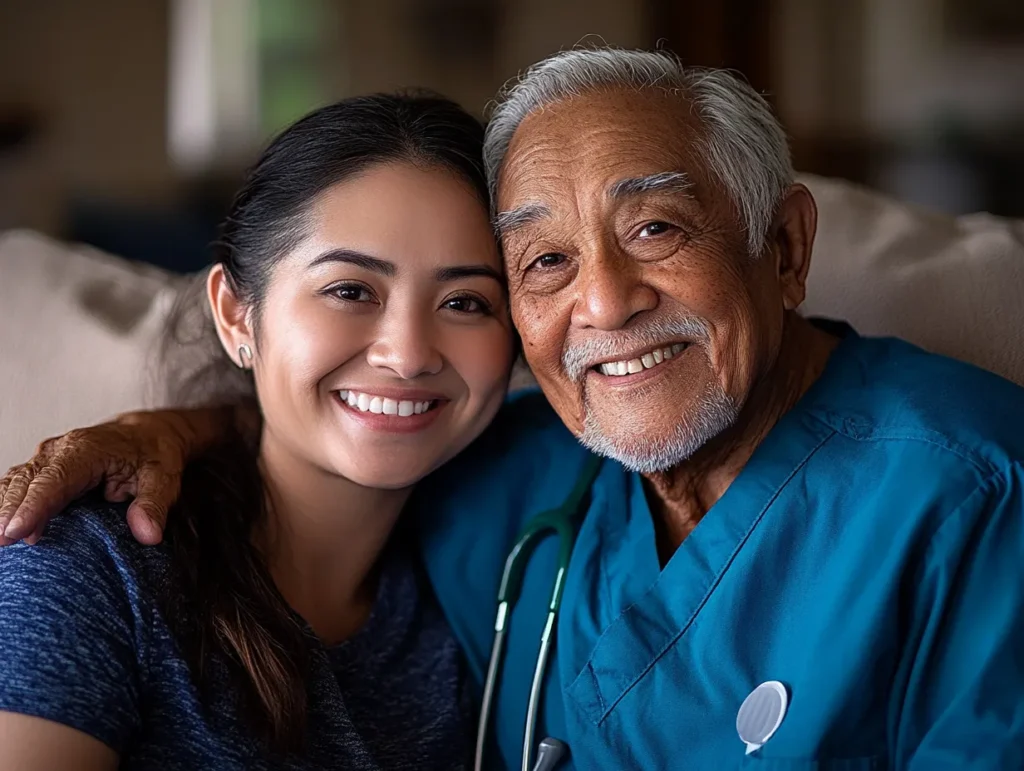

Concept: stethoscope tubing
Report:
left=473, top=455, right=603, bottom=771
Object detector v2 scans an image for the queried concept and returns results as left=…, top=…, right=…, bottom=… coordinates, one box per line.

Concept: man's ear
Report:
left=768, top=183, right=817, bottom=311
left=207, top=265, right=254, bottom=367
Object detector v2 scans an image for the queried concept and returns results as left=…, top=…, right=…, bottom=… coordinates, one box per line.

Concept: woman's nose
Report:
left=365, top=315, right=444, bottom=379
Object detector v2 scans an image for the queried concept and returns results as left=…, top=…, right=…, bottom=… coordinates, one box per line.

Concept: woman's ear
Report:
left=207, top=265, right=254, bottom=368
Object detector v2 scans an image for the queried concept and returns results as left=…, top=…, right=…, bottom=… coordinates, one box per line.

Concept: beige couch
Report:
left=2, top=174, right=1023, bottom=471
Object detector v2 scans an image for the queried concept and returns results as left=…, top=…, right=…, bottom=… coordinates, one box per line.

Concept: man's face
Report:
left=497, top=89, right=797, bottom=472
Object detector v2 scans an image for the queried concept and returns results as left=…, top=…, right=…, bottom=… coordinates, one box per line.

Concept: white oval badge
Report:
left=736, top=680, right=789, bottom=755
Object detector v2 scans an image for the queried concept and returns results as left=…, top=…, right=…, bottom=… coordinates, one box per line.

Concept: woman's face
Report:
left=215, top=162, right=514, bottom=489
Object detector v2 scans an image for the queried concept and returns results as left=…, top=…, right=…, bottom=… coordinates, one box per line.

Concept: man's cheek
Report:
left=534, top=371, right=586, bottom=435
left=512, top=298, right=586, bottom=431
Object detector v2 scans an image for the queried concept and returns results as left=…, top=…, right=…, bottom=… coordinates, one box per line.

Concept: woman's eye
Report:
left=639, top=221, right=673, bottom=238
left=443, top=295, right=489, bottom=314
left=529, top=253, right=566, bottom=270
left=331, top=284, right=374, bottom=302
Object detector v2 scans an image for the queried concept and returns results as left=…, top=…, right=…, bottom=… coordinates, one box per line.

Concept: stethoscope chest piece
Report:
left=736, top=680, right=789, bottom=755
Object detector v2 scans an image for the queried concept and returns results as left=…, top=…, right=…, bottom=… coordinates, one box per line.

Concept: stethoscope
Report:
left=474, top=453, right=604, bottom=771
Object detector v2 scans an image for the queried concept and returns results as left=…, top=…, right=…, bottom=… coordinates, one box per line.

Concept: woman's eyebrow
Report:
left=308, top=249, right=396, bottom=276
left=308, top=249, right=500, bottom=284
left=435, top=264, right=504, bottom=283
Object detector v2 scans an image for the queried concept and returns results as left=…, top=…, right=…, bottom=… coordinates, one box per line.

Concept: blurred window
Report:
left=258, top=0, right=328, bottom=137
left=168, top=0, right=329, bottom=172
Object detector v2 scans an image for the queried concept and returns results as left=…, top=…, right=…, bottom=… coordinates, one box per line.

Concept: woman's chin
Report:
left=334, top=461, right=430, bottom=492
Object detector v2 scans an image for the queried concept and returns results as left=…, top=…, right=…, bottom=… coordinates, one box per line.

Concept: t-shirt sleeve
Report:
left=896, top=464, right=1024, bottom=769
left=0, top=513, right=144, bottom=753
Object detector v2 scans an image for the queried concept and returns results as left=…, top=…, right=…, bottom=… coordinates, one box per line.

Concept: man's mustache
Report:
left=561, top=316, right=712, bottom=383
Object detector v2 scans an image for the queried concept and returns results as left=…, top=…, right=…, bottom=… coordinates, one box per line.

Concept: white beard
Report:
left=576, top=382, right=739, bottom=473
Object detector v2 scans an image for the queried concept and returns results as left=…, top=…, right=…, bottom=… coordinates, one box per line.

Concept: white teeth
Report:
left=598, top=344, right=688, bottom=378
left=339, top=390, right=435, bottom=417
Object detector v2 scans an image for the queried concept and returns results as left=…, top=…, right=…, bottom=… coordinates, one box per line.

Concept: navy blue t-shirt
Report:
left=0, top=503, right=472, bottom=770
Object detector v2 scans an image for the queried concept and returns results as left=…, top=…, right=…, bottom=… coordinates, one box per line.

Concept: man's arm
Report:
left=0, top=401, right=256, bottom=545
left=896, top=465, right=1024, bottom=769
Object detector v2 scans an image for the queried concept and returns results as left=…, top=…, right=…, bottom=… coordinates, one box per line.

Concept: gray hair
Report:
left=483, top=47, right=794, bottom=255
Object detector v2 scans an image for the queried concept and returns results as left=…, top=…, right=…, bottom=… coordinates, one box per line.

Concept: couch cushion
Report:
left=801, top=174, right=1024, bottom=387
left=0, top=230, right=182, bottom=470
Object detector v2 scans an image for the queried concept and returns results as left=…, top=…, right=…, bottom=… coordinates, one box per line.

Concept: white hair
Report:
left=484, top=47, right=794, bottom=255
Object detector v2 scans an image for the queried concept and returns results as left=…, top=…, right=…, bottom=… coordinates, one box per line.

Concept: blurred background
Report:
left=1, top=0, right=1023, bottom=273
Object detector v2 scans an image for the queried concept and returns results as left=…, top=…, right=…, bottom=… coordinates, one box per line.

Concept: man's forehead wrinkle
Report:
left=498, top=141, right=590, bottom=216
left=498, top=92, right=712, bottom=228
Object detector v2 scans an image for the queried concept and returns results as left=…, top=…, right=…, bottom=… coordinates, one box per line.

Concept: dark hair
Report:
left=159, top=92, right=489, bottom=754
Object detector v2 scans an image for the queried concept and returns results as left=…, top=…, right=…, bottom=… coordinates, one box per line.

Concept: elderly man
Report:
left=2, top=48, right=1023, bottom=769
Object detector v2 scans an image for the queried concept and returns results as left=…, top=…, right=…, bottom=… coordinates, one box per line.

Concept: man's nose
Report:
left=570, top=243, right=658, bottom=330
left=366, top=313, right=444, bottom=379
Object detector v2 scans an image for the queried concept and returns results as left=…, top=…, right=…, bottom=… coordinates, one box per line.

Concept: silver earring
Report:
left=238, top=343, right=253, bottom=368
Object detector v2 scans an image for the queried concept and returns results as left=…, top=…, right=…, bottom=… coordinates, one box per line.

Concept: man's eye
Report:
left=639, top=221, right=673, bottom=238
left=331, top=284, right=374, bottom=302
left=529, top=253, right=566, bottom=270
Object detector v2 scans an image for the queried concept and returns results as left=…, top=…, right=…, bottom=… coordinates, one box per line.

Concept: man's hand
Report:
left=0, top=406, right=238, bottom=546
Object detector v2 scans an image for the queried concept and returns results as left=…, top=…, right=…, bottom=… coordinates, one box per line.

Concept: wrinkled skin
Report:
left=0, top=408, right=228, bottom=545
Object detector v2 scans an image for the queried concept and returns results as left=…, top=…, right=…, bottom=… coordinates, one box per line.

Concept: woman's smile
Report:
left=333, top=387, right=449, bottom=434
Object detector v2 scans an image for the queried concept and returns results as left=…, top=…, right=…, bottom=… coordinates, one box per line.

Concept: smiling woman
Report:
left=0, top=93, right=514, bottom=770
left=202, top=158, right=511, bottom=489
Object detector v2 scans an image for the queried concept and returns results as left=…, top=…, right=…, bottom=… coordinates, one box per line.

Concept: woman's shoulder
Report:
left=0, top=498, right=172, bottom=754
left=0, top=497, right=171, bottom=622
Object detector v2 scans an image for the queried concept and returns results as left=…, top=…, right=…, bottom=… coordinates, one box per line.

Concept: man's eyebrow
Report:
left=308, top=249, right=395, bottom=276
left=493, top=202, right=551, bottom=238
left=609, top=171, right=694, bottom=199
left=434, top=264, right=504, bottom=283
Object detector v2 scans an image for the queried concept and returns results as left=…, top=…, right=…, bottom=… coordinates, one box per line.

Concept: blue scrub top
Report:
left=410, top=327, right=1024, bottom=770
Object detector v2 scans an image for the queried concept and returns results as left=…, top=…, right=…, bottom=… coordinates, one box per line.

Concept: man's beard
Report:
left=576, top=380, right=739, bottom=474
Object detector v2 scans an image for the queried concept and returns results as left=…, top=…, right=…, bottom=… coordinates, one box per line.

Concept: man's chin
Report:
left=578, top=394, right=740, bottom=474
left=576, top=426, right=696, bottom=474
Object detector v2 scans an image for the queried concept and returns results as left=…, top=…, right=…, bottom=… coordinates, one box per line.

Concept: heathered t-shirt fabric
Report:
left=0, top=502, right=472, bottom=770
